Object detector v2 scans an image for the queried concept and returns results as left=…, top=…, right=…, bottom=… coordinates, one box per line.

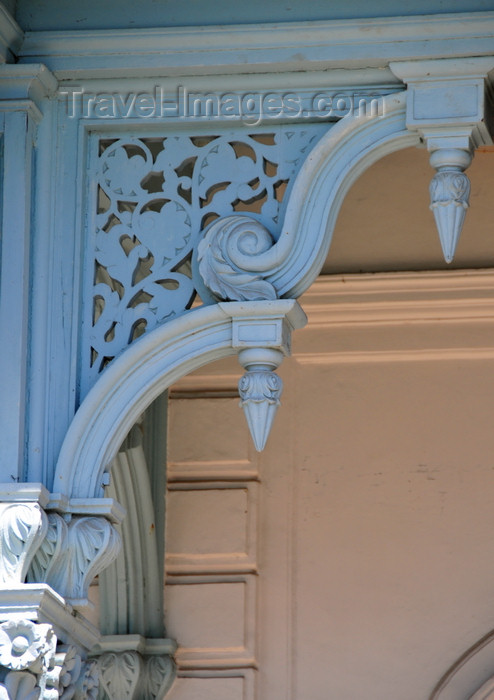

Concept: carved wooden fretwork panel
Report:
left=80, top=124, right=327, bottom=397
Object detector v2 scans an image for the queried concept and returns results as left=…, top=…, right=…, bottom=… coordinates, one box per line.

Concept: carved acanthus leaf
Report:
left=74, top=660, right=98, bottom=700
left=0, top=505, right=48, bottom=584
left=67, top=518, right=120, bottom=601
left=0, top=671, right=40, bottom=700
left=27, top=514, right=67, bottom=586
left=98, top=652, right=142, bottom=700
left=429, top=170, right=471, bottom=263
left=197, top=215, right=278, bottom=301
left=239, top=370, right=283, bottom=405
left=238, top=370, right=283, bottom=452
left=429, top=170, right=470, bottom=207
left=32, top=516, right=120, bottom=603
left=54, top=646, right=82, bottom=700
left=140, top=656, right=175, bottom=700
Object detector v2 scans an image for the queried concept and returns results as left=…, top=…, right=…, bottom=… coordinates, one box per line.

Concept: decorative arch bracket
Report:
left=389, top=57, right=494, bottom=263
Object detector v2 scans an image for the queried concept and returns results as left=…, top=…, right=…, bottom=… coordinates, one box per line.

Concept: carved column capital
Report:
left=92, top=636, right=176, bottom=700
left=0, top=484, right=122, bottom=608
left=28, top=514, right=121, bottom=609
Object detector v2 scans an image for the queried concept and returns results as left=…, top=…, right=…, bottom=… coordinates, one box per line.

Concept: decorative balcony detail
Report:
left=389, top=58, right=494, bottom=263
left=82, top=125, right=326, bottom=396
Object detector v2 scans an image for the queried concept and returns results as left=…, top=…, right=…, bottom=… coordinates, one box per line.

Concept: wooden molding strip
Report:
left=18, top=12, right=494, bottom=78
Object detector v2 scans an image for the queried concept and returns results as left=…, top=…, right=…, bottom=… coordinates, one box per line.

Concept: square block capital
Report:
left=389, top=58, right=494, bottom=144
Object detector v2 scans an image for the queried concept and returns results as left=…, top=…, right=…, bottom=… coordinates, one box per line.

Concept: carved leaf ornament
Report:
left=98, top=651, right=141, bottom=699
left=0, top=671, right=39, bottom=700
left=0, top=505, right=47, bottom=585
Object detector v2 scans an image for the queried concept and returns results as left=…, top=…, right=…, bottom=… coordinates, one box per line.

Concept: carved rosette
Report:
left=197, top=215, right=277, bottom=302
left=0, top=628, right=100, bottom=700
left=429, top=170, right=471, bottom=263
left=0, top=621, right=55, bottom=675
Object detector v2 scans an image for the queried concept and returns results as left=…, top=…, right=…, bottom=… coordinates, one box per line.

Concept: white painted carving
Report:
left=27, top=514, right=67, bottom=587
left=197, top=215, right=277, bottom=302
left=141, top=656, right=175, bottom=700
left=239, top=370, right=283, bottom=451
left=97, top=651, right=142, bottom=700
left=27, top=515, right=120, bottom=605
left=56, top=300, right=306, bottom=498
left=429, top=168, right=471, bottom=263
left=389, top=59, right=494, bottom=264
left=74, top=660, right=98, bottom=700
left=55, top=646, right=82, bottom=700
left=48, top=517, right=120, bottom=603
left=0, top=671, right=39, bottom=700
left=95, top=651, right=174, bottom=700
left=237, top=347, right=285, bottom=451
left=0, top=505, right=48, bottom=584
left=82, top=127, right=325, bottom=395
left=0, top=621, right=55, bottom=674
left=100, top=444, right=163, bottom=638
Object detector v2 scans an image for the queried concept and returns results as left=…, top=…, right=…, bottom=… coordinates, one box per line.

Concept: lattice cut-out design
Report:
left=82, top=125, right=327, bottom=397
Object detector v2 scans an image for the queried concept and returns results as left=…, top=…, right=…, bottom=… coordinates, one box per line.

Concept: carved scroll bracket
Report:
left=389, top=57, right=494, bottom=263
left=219, top=300, right=306, bottom=451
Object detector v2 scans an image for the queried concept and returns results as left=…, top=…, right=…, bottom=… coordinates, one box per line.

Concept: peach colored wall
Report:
left=322, top=147, right=494, bottom=274
left=165, top=271, right=494, bottom=700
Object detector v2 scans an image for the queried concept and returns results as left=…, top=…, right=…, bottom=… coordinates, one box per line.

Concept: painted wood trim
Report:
left=18, top=11, right=494, bottom=79
left=300, top=270, right=494, bottom=326
left=53, top=300, right=304, bottom=500
left=0, top=3, right=23, bottom=63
